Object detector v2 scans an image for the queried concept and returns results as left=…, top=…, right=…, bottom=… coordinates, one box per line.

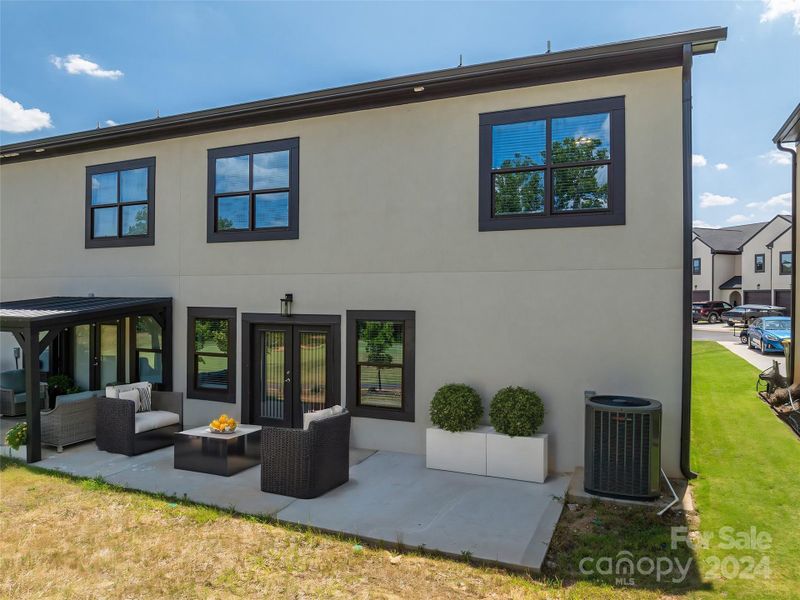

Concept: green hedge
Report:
left=430, top=384, right=483, bottom=432
left=489, top=386, right=544, bottom=437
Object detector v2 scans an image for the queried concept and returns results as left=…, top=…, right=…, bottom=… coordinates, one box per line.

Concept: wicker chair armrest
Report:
left=0, top=388, right=16, bottom=414
left=97, top=396, right=135, bottom=435
left=151, top=391, right=183, bottom=422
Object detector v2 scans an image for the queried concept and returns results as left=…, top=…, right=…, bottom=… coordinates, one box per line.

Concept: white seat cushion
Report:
left=302, top=405, right=344, bottom=430
left=134, top=410, right=179, bottom=434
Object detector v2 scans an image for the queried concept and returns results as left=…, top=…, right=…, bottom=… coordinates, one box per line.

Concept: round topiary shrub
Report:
left=430, top=384, right=484, bottom=432
left=489, top=386, right=544, bottom=437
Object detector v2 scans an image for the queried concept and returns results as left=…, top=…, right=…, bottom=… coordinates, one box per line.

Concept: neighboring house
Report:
left=691, top=222, right=763, bottom=305
left=773, top=103, right=799, bottom=382
left=691, top=215, right=792, bottom=308
left=740, top=214, right=792, bottom=310
left=0, top=28, right=728, bottom=477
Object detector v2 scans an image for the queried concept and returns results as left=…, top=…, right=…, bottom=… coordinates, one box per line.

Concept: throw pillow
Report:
left=303, top=407, right=334, bottom=430
left=118, top=389, right=141, bottom=412
left=138, top=385, right=152, bottom=412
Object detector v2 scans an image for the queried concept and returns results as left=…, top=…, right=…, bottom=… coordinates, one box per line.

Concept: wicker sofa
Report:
left=96, top=390, right=183, bottom=456
left=260, top=410, right=351, bottom=498
left=0, top=369, right=48, bottom=416
left=41, top=390, right=103, bottom=452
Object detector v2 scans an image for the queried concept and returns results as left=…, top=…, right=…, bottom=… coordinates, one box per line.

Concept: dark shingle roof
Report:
left=719, top=276, right=742, bottom=290
left=692, top=222, right=766, bottom=253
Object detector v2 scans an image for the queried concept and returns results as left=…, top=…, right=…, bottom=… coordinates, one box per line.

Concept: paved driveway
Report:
left=693, top=323, right=787, bottom=374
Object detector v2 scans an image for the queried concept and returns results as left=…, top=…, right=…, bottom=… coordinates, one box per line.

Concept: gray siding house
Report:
left=0, top=28, right=727, bottom=476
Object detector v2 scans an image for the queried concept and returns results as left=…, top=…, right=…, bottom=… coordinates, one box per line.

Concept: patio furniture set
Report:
left=2, top=378, right=351, bottom=499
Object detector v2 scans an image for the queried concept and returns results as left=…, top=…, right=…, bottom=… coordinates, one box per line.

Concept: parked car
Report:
left=721, top=304, right=786, bottom=326
left=746, top=317, right=792, bottom=353
left=692, top=301, right=732, bottom=324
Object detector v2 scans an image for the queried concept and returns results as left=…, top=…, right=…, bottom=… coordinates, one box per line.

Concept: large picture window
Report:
left=479, top=97, right=625, bottom=231
left=85, top=157, right=156, bottom=248
left=346, top=310, right=415, bottom=421
left=207, top=138, right=299, bottom=242
left=755, top=253, right=765, bottom=273
left=187, top=307, right=237, bottom=402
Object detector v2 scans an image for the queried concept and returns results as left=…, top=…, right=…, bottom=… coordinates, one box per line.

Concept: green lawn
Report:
left=689, top=341, right=800, bottom=599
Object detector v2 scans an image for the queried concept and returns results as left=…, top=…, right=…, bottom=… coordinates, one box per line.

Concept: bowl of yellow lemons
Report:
left=208, top=414, right=238, bottom=434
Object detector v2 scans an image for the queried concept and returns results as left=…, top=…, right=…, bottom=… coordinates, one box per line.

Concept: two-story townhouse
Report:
left=740, top=214, right=792, bottom=307
left=692, top=222, right=763, bottom=305
left=0, top=28, right=727, bottom=477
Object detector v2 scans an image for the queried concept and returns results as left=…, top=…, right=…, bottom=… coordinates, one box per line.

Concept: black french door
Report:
left=251, top=323, right=335, bottom=427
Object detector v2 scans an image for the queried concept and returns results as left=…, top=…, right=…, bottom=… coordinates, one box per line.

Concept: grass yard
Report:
left=1, top=341, right=798, bottom=598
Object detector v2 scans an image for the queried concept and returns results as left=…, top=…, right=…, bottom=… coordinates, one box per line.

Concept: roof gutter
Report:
left=680, top=43, right=698, bottom=480
left=776, top=140, right=797, bottom=384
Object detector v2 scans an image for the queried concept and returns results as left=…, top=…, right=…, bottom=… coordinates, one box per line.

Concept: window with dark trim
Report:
left=131, top=316, right=163, bottom=385
left=346, top=310, right=415, bottom=422
left=754, top=253, right=765, bottom=273
left=479, top=97, right=625, bottom=231
left=780, top=251, right=793, bottom=275
left=207, top=138, right=299, bottom=242
left=85, top=157, right=155, bottom=248
left=692, top=258, right=702, bottom=275
left=187, top=307, right=237, bottom=402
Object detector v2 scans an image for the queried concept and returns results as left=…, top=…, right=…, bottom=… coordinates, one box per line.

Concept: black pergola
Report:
left=0, top=296, right=172, bottom=463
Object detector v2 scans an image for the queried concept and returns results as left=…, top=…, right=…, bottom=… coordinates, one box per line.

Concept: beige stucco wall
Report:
left=768, top=228, right=792, bottom=301
left=0, top=67, right=686, bottom=475
left=711, top=253, right=736, bottom=301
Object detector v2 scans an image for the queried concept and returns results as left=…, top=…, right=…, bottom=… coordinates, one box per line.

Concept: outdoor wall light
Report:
left=281, top=293, right=294, bottom=317
left=757, top=283, right=761, bottom=290
left=13, top=347, right=20, bottom=370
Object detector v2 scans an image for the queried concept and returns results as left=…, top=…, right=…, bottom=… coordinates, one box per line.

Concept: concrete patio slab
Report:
left=2, top=434, right=566, bottom=572
left=275, top=451, right=570, bottom=571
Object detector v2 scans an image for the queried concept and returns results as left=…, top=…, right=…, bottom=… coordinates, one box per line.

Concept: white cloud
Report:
left=714, top=163, right=729, bottom=171
left=761, top=149, right=792, bottom=166
left=0, top=94, right=53, bottom=133
left=760, top=0, right=800, bottom=33
left=692, top=154, right=708, bottom=167
left=746, top=192, right=792, bottom=212
left=726, top=214, right=754, bottom=225
left=699, top=192, right=738, bottom=208
left=104, top=119, right=118, bottom=126
left=693, top=220, right=719, bottom=229
left=50, top=54, right=123, bottom=79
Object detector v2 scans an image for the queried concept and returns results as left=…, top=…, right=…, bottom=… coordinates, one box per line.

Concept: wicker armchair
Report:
left=260, top=411, right=351, bottom=498
left=96, top=391, right=183, bottom=456
left=0, top=369, right=48, bottom=416
left=41, top=391, right=103, bottom=452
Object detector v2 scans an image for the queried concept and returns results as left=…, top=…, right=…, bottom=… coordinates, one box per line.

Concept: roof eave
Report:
left=773, top=103, right=800, bottom=144
left=0, top=26, right=727, bottom=165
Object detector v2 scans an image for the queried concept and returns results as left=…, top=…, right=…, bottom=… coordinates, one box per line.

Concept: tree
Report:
left=361, top=321, right=397, bottom=391
left=125, top=207, right=148, bottom=236
left=550, top=137, right=608, bottom=211
left=494, top=154, right=543, bottom=215
left=194, top=319, right=228, bottom=354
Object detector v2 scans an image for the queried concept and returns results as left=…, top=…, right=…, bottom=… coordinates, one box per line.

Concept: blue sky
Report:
left=1, top=1, right=798, bottom=227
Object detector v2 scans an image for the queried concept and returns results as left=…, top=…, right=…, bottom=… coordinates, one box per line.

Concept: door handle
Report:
left=285, top=377, right=291, bottom=383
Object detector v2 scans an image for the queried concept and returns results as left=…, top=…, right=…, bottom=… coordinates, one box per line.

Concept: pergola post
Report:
left=23, top=326, right=41, bottom=463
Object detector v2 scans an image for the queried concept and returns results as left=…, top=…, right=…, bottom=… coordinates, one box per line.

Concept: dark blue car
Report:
left=746, top=317, right=791, bottom=353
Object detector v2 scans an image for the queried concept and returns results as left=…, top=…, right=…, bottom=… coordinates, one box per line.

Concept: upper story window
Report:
left=692, top=258, right=702, bottom=275
left=479, top=97, right=625, bottom=231
left=85, top=157, right=155, bottom=248
left=780, top=251, right=793, bottom=275
left=207, top=138, right=299, bottom=242
left=754, top=253, right=765, bottom=273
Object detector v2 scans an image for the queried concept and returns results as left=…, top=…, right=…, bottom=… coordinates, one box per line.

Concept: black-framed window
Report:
left=187, top=307, right=237, bottom=402
left=479, top=97, right=625, bottom=231
left=207, top=138, right=299, bottom=242
left=754, top=253, right=765, bottom=273
left=131, top=316, right=163, bottom=385
left=346, top=310, right=415, bottom=422
left=85, top=157, right=155, bottom=248
left=692, top=258, right=702, bottom=275
left=780, top=251, right=793, bottom=275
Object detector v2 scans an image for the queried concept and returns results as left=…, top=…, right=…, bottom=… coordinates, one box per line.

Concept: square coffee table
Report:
left=174, top=424, right=261, bottom=476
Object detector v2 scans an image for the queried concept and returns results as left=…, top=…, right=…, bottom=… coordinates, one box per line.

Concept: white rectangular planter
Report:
left=425, top=427, right=487, bottom=476
left=486, top=430, right=548, bottom=483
